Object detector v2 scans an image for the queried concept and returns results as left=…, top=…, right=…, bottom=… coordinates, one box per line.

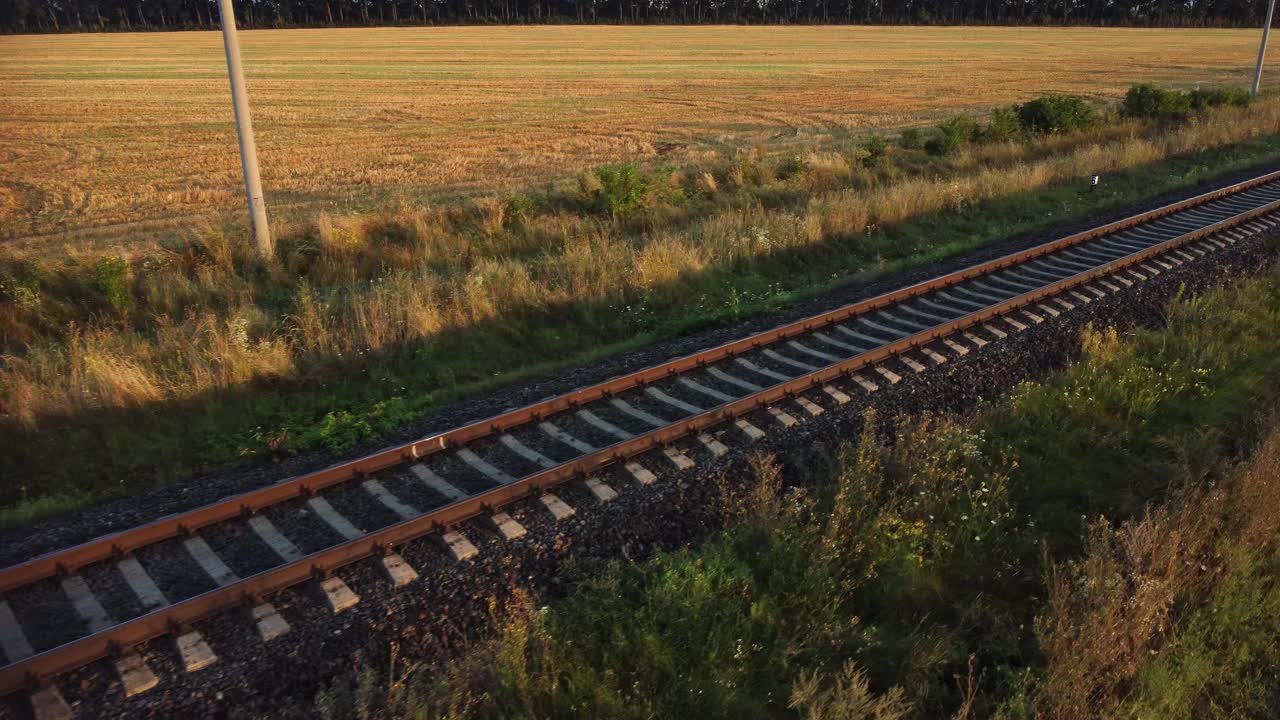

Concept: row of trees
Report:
left=3, top=0, right=1274, bottom=33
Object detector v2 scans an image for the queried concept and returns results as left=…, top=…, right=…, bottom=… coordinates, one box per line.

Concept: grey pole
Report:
left=216, top=0, right=272, bottom=257
left=1254, top=0, right=1277, bottom=97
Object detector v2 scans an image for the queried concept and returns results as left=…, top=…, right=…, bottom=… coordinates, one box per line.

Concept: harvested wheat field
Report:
left=0, top=26, right=1273, bottom=249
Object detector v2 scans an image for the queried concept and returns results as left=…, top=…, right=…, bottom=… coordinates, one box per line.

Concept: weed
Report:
left=592, top=163, right=649, bottom=217
left=90, top=256, right=131, bottom=310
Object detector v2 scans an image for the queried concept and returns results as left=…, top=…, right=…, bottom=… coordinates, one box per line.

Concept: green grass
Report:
left=319, top=251, right=1280, bottom=720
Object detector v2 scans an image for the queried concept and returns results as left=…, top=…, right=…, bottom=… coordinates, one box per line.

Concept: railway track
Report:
left=4, top=171, right=1280, bottom=719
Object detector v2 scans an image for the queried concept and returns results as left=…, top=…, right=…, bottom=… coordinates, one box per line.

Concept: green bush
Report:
left=925, top=115, right=979, bottom=156
left=898, top=127, right=923, bottom=150
left=1017, top=94, right=1095, bottom=134
left=592, top=162, right=649, bottom=217
left=984, top=106, right=1025, bottom=142
left=862, top=134, right=889, bottom=167
left=1122, top=83, right=1192, bottom=120
left=1189, top=86, right=1252, bottom=111
left=91, top=256, right=131, bottom=310
left=503, top=192, right=535, bottom=228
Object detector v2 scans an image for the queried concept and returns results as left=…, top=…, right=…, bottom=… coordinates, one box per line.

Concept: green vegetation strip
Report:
left=318, top=251, right=1280, bottom=719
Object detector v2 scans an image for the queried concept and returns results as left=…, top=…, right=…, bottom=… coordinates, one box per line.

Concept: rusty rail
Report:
left=2, top=171, right=1278, bottom=695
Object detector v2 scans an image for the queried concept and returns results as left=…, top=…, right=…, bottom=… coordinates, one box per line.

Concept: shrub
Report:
left=592, top=162, right=649, bottom=217
left=503, top=192, right=535, bottom=228
left=862, top=134, right=889, bottom=167
left=1122, top=83, right=1191, bottom=120
left=91, top=256, right=131, bottom=310
left=926, top=115, right=979, bottom=156
left=1017, top=94, right=1095, bottom=134
left=898, top=128, right=923, bottom=150
left=1189, top=86, right=1252, bottom=111
left=984, top=106, right=1025, bottom=142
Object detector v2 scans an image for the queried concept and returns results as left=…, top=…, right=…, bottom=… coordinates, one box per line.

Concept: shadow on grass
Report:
left=4, top=136, right=1280, bottom=528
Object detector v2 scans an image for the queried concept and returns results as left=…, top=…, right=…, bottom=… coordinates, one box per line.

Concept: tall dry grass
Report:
left=2, top=99, right=1280, bottom=430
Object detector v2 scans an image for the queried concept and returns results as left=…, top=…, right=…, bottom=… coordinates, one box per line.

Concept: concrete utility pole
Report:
left=1254, top=0, right=1277, bottom=98
left=216, top=0, right=272, bottom=257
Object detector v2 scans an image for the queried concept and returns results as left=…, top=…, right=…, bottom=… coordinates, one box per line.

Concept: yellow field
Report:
left=0, top=26, right=1273, bottom=247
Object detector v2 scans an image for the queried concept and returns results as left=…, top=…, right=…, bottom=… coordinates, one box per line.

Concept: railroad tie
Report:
left=184, top=536, right=239, bottom=588
left=116, top=556, right=167, bottom=613
left=698, top=433, right=730, bottom=457
left=822, top=385, right=852, bottom=404
left=307, top=497, right=365, bottom=541
left=29, top=687, right=72, bottom=720
left=362, top=479, right=420, bottom=519
left=707, top=366, right=765, bottom=393
left=483, top=512, right=527, bottom=541
left=248, top=603, right=292, bottom=642
left=248, top=515, right=305, bottom=562
left=899, top=355, right=927, bottom=373
left=113, top=652, right=161, bottom=697
left=584, top=477, right=619, bottom=503
left=734, top=419, right=767, bottom=441
left=539, top=494, right=576, bottom=521
left=1020, top=310, right=1045, bottom=325
left=0, top=600, right=35, bottom=664
left=1037, top=303, right=1061, bottom=318
left=736, top=357, right=794, bottom=382
left=498, top=434, right=558, bottom=469
left=662, top=447, right=697, bottom=470
left=625, top=462, right=659, bottom=486
left=1004, top=316, right=1028, bottom=332
left=874, top=366, right=903, bottom=385
left=610, top=398, right=670, bottom=428
left=677, top=377, right=737, bottom=404
left=941, top=338, right=969, bottom=356
left=962, top=332, right=988, bottom=349
left=811, top=331, right=862, bottom=353
left=357, top=481, right=423, bottom=587
left=1054, top=297, right=1075, bottom=311
left=379, top=555, right=419, bottom=588
left=1069, top=290, right=1093, bottom=305
left=317, top=577, right=360, bottom=614
left=983, top=324, right=1008, bottom=340
left=921, top=347, right=948, bottom=364
left=849, top=374, right=880, bottom=392
left=787, top=341, right=841, bottom=364
left=645, top=387, right=703, bottom=415
left=576, top=410, right=633, bottom=441
left=457, top=448, right=519, bottom=485
left=767, top=406, right=799, bottom=428
left=793, top=396, right=824, bottom=417
left=537, top=421, right=597, bottom=455
left=436, top=530, right=481, bottom=562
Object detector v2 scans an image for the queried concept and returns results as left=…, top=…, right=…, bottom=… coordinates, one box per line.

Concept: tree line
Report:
left=2, top=0, right=1273, bottom=34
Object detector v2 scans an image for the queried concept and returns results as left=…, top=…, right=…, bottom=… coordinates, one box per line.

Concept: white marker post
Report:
left=1254, top=0, right=1277, bottom=97
left=216, top=0, right=272, bottom=257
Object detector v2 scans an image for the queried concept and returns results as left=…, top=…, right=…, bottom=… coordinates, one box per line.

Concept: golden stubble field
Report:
left=0, top=26, right=1273, bottom=250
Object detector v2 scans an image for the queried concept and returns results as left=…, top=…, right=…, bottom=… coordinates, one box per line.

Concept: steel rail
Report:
left=2, top=174, right=1279, bottom=695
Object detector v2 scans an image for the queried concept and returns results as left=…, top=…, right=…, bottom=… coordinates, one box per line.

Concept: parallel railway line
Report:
left=3, top=170, right=1280, bottom=719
